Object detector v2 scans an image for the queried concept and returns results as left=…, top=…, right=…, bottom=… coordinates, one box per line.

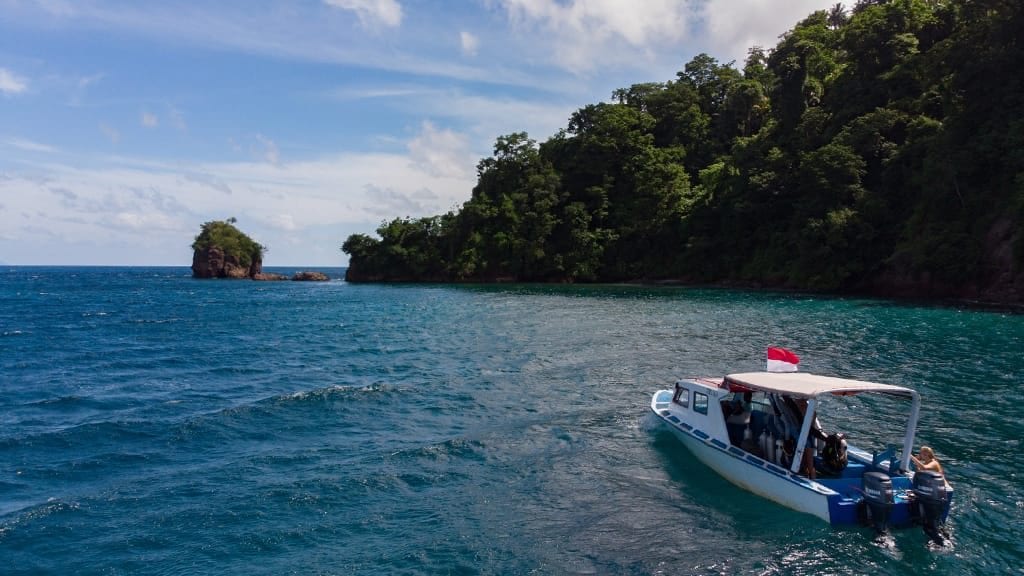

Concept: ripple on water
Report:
left=0, top=268, right=1022, bottom=574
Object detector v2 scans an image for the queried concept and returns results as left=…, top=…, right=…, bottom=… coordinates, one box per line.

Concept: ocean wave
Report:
left=137, top=381, right=405, bottom=449
left=0, top=498, right=80, bottom=537
left=206, top=365, right=266, bottom=376
left=124, top=318, right=181, bottom=324
left=280, top=381, right=407, bottom=403
left=387, top=437, right=488, bottom=463
left=0, top=419, right=161, bottom=452
left=25, top=395, right=88, bottom=408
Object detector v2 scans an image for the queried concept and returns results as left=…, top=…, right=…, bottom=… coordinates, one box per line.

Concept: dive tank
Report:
left=758, top=429, right=769, bottom=456
left=912, top=470, right=949, bottom=543
left=862, top=472, right=894, bottom=534
left=774, top=439, right=784, bottom=465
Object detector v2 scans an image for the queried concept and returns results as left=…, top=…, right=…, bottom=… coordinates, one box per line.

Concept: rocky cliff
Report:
left=191, top=220, right=265, bottom=279
left=192, top=246, right=263, bottom=279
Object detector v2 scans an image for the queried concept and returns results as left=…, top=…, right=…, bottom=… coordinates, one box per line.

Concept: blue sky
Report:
left=0, top=0, right=835, bottom=266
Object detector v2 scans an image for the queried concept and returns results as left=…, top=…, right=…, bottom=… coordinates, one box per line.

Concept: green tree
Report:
left=340, top=0, right=1024, bottom=303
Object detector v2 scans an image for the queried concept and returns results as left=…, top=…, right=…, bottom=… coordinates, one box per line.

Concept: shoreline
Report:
left=344, top=275, right=1024, bottom=313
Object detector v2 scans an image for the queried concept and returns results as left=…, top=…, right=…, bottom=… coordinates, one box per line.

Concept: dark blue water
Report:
left=1, top=267, right=1022, bottom=575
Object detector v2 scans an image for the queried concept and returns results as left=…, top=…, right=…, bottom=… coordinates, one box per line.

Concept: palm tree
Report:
left=828, top=3, right=848, bottom=29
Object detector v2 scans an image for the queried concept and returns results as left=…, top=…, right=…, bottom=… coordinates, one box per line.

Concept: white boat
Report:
left=650, top=370, right=952, bottom=538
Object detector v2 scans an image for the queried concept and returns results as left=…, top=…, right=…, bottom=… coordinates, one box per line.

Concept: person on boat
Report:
left=790, top=398, right=827, bottom=479
left=911, top=446, right=951, bottom=488
left=724, top=391, right=752, bottom=446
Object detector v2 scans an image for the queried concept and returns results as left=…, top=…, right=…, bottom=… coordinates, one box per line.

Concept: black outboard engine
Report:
left=862, top=471, right=894, bottom=534
left=912, top=470, right=949, bottom=544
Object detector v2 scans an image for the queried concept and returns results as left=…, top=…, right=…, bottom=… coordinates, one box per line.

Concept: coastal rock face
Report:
left=191, top=246, right=263, bottom=279
left=292, top=271, right=330, bottom=281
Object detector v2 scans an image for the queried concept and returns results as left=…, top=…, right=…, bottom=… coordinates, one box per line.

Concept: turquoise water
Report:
left=1, top=267, right=1022, bottom=575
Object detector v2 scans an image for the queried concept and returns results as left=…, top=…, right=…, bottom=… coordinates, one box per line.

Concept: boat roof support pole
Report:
left=900, top=391, right=921, bottom=472
left=789, top=398, right=817, bottom=474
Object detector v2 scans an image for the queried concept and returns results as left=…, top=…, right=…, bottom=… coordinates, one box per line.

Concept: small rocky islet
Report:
left=190, top=219, right=329, bottom=282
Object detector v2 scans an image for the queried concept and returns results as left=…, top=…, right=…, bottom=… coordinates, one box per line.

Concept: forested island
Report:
left=342, top=0, right=1023, bottom=304
left=192, top=218, right=266, bottom=279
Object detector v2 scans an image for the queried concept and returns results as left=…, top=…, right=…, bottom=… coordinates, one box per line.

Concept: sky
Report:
left=0, top=0, right=837, bottom=266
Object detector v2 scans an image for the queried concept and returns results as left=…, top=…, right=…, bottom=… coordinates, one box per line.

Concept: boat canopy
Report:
left=724, top=372, right=917, bottom=399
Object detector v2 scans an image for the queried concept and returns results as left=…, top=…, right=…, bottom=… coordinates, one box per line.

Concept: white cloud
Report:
left=168, top=106, right=187, bottom=132
left=499, top=0, right=691, bottom=46
left=181, top=171, right=233, bottom=195
left=362, top=184, right=439, bottom=218
left=323, top=0, right=403, bottom=28
left=413, top=92, right=574, bottom=153
left=699, top=0, right=837, bottom=63
left=34, top=0, right=77, bottom=17
left=4, top=138, right=56, bottom=153
left=99, top=123, right=121, bottom=144
left=253, top=133, right=280, bottom=164
left=4, top=2, right=543, bottom=91
left=489, top=0, right=838, bottom=74
left=0, top=125, right=478, bottom=264
left=0, top=68, right=29, bottom=95
left=406, top=121, right=474, bottom=179
left=329, top=85, right=434, bottom=101
left=65, top=73, right=104, bottom=107
left=77, top=73, right=104, bottom=89
left=495, top=0, right=694, bottom=72
left=326, top=83, right=574, bottom=154
left=141, top=111, right=159, bottom=128
left=266, top=214, right=297, bottom=231
left=111, top=211, right=183, bottom=231
left=460, top=31, right=479, bottom=57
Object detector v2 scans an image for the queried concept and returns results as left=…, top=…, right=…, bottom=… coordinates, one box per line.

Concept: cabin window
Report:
left=673, top=384, right=690, bottom=407
left=694, top=392, right=708, bottom=415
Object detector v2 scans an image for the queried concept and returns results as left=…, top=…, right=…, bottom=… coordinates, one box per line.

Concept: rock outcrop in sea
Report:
left=191, top=219, right=265, bottom=279
left=253, top=272, right=289, bottom=281
left=192, top=245, right=264, bottom=279
left=291, top=271, right=330, bottom=282
left=190, top=220, right=333, bottom=282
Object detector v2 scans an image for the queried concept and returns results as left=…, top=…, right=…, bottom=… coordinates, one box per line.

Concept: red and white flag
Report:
left=766, top=347, right=799, bottom=372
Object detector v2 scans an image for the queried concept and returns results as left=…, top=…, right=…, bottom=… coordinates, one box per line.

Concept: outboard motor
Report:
left=912, top=470, right=949, bottom=544
left=862, top=471, right=894, bottom=534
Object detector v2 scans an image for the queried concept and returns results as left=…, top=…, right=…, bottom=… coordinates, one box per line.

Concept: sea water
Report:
left=1, top=267, right=1021, bottom=575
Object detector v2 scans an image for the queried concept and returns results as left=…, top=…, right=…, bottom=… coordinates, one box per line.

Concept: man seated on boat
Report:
left=775, top=395, right=827, bottom=478
left=723, top=391, right=752, bottom=446
left=793, top=398, right=828, bottom=479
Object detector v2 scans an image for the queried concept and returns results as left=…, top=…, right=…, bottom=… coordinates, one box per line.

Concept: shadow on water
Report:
left=643, top=413, right=992, bottom=576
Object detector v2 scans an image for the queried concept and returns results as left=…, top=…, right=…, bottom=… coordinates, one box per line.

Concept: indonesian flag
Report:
left=766, top=347, right=799, bottom=372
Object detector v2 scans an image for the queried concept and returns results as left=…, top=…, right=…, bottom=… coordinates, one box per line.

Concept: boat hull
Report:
left=653, top=390, right=835, bottom=522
